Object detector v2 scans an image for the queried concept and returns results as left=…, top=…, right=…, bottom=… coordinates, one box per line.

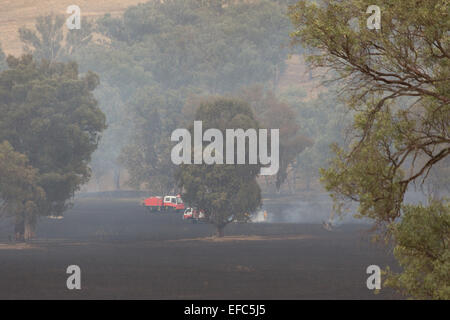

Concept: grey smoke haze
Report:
left=262, top=196, right=369, bottom=225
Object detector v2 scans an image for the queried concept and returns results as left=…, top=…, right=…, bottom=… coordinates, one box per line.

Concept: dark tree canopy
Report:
left=0, top=141, right=45, bottom=239
left=0, top=55, right=106, bottom=231
left=176, top=98, right=262, bottom=236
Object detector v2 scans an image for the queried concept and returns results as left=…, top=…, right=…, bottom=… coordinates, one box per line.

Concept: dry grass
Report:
left=0, top=242, right=38, bottom=250
left=0, top=0, right=145, bottom=55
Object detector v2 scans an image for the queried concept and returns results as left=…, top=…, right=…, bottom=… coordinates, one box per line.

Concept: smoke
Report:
left=251, top=210, right=269, bottom=223
left=261, top=197, right=369, bottom=225
left=47, top=216, right=64, bottom=220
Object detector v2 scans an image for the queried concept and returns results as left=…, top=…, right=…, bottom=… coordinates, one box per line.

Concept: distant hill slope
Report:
left=0, top=0, right=145, bottom=54
left=0, top=0, right=319, bottom=97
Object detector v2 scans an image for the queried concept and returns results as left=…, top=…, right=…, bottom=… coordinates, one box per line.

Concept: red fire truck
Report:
left=142, top=195, right=185, bottom=212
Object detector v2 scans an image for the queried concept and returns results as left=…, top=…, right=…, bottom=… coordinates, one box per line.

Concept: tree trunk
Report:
left=305, top=175, right=311, bottom=191
left=291, top=170, right=297, bottom=194
left=216, top=225, right=225, bottom=238
left=95, top=174, right=102, bottom=192
left=15, top=213, right=34, bottom=241
left=114, top=169, right=121, bottom=190
left=15, top=218, right=24, bottom=242
left=24, top=219, right=34, bottom=240
left=273, top=64, right=279, bottom=91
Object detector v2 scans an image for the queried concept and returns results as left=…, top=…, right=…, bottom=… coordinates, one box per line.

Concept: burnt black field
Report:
left=0, top=198, right=400, bottom=299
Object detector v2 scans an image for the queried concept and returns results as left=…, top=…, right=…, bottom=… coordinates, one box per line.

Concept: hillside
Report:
left=0, top=0, right=320, bottom=98
left=0, top=0, right=145, bottom=54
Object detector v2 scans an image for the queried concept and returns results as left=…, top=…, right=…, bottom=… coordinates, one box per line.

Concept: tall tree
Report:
left=19, top=14, right=65, bottom=61
left=119, top=87, right=187, bottom=193
left=0, top=55, right=106, bottom=239
left=289, top=0, right=449, bottom=298
left=0, top=44, right=6, bottom=71
left=19, top=14, right=94, bottom=62
left=239, top=86, right=312, bottom=191
left=282, top=86, right=351, bottom=192
left=95, top=0, right=291, bottom=93
left=385, top=201, right=449, bottom=299
left=93, top=0, right=293, bottom=191
left=0, top=141, right=45, bottom=240
left=176, top=98, right=262, bottom=237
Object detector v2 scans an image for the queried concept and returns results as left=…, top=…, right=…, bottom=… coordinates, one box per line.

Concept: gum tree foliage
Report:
left=19, top=12, right=132, bottom=189
left=289, top=0, right=449, bottom=298
left=119, top=86, right=189, bottom=194
left=19, top=1, right=292, bottom=191
left=18, top=14, right=117, bottom=189
left=180, top=86, right=313, bottom=193
left=71, top=46, right=144, bottom=189
left=0, top=141, right=45, bottom=240
left=96, top=0, right=291, bottom=92
left=91, top=85, right=135, bottom=190
left=425, top=156, right=450, bottom=200
left=15, top=2, right=298, bottom=193
left=19, top=14, right=94, bottom=61
left=283, top=86, right=351, bottom=191
left=385, top=201, right=449, bottom=299
left=176, top=98, right=262, bottom=237
left=19, top=14, right=65, bottom=61
left=239, top=85, right=313, bottom=191
left=82, top=0, right=293, bottom=190
left=0, top=55, right=106, bottom=239
left=290, top=0, right=449, bottom=222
